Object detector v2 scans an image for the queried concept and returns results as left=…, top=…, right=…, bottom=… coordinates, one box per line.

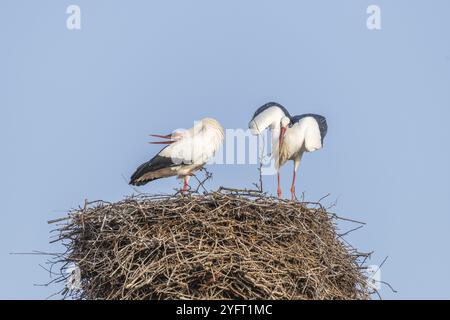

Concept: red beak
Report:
left=149, top=141, right=175, bottom=144
left=149, top=134, right=173, bottom=139
left=149, top=133, right=175, bottom=144
left=279, top=127, right=286, bottom=146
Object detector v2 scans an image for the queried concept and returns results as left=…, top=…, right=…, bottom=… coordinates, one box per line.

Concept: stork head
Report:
left=279, top=116, right=290, bottom=145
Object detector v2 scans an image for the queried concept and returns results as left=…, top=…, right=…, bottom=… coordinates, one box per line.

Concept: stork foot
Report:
left=290, top=188, right=297, bottom=201
left=291, top=192, right=297, bottom=201
left=277, top=189, right=282, bottom=199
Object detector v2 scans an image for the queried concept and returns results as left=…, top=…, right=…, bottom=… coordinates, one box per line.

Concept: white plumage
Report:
left=249, top=102, right=327, bottom=199
left=249, top=105, right=290, bottom=135
left=277, top=116, right=323, bottom=167
left=159, top=119, right=224, bottom=166
left=130, top=118, right=224, bottom=191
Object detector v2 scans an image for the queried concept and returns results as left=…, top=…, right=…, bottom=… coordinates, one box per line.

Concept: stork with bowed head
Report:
left=130, top=118, right=224, bottom=192
left=249, top=102, right=328, bottom=200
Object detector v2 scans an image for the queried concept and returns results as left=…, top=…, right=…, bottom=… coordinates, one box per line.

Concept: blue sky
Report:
left=1, top=0, right=449, bottom=299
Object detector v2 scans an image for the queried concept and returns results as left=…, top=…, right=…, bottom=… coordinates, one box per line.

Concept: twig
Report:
left=43, top=187, right=372, bottom=300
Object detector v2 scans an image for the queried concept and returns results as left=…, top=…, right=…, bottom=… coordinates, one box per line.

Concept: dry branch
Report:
left=49, top=190, right=371, bottom=300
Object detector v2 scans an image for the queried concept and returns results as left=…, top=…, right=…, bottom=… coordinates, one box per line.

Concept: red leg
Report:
left=182, top=177, right=189, bottom=192
left=277, top=172, right=282, bottom=199
left=290, top=170, right=297, bottom=201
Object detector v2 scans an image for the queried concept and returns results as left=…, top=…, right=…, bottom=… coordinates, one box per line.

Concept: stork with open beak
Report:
left=249, top=102, right=328, bottom=200
left=129, top=118, right=224, bottom=192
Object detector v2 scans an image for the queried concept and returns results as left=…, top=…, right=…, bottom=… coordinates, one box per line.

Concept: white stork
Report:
left=130, top=118, right=224, bottom=192
left=249, top=102, right=328, bottom=200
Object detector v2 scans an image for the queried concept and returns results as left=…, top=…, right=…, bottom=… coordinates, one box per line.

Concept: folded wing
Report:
left=291, top=114, right=328, bottom=152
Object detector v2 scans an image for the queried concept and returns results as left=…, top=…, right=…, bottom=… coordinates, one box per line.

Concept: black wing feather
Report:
left=129, top=155, right=175, bottom=186
left=251, top=102, right=291, bottom=120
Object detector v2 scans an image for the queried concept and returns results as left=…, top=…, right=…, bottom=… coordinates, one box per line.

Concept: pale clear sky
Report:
left=1, top=0, right=450, bottom=299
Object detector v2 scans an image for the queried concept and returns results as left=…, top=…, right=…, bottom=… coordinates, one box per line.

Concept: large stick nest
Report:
left=49, top=189, right=371, bottom=300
